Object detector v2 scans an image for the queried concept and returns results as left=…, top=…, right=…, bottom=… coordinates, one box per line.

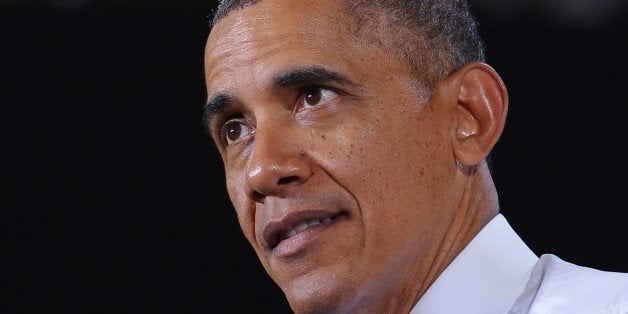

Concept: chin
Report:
left=282, top=274, right=362, bottom=314
left=287, top=293, right=351, bottom=314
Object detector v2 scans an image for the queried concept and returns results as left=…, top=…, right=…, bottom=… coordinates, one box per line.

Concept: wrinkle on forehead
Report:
left=204, top=1, right=353, bottom=91
left=206, top=0, right=350, bottom=55
left=203, top=0, right=421, bottom=100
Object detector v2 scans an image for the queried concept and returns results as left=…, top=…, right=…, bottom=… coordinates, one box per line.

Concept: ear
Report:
left=450, top=62, right=508, bottom=166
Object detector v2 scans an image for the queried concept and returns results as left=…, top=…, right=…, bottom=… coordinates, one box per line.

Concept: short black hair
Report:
left=210, top=0, right=485, bottom=90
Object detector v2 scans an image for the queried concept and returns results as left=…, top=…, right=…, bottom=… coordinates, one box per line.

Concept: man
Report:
left=202, top=0, right=628, bottom=312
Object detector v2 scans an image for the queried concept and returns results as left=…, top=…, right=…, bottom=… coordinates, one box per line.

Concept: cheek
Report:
left=311, top=104, right=453, bottom=229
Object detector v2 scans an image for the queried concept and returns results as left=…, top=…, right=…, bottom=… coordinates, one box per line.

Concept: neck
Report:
left=410, top=161, right=499, bottom=310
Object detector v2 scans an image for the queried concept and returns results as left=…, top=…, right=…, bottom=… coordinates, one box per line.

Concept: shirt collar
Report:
left=410, top=214, right=538, bottom=314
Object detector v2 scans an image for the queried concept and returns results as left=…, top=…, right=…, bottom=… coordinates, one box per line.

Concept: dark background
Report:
left=3, top=0, right=626, bottom=313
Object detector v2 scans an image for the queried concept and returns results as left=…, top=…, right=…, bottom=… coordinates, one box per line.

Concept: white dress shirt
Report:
left=410, top=214, right=628, bottom=314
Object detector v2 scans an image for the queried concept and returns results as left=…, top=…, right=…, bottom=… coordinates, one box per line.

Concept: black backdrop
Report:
left=3, top=1, right=626, bottom=313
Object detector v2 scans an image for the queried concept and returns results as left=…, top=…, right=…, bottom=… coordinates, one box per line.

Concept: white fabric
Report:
left=510, top=254, right=628, bottom=314
left=410, top=214, right=628, bottom=314
left=411, top=214, right=538, bottom=314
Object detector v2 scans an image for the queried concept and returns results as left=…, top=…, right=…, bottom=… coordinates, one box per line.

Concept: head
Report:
left=203, top=0, right=508, bottom=312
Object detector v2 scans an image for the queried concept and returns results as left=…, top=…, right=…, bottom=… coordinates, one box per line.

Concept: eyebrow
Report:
left=273, top=66, right=357, bottom=89
left=203, top=66, right=357, bottom=127
left=202, top=93, right=233, bottom=131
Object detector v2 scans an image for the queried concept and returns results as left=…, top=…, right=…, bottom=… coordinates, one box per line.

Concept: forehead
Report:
left=204, top=0, right=372, bottom=88
left=208, top=0, right=350, bottom=47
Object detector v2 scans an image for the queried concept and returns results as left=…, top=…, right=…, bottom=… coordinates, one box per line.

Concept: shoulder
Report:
left=510, top=254, right=628, bottom=314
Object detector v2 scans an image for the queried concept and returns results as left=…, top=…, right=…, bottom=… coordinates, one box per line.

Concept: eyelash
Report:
left=217, top=85, right=342, bottom=147
left=297, top=86, right=339, bottom=110
left=218, top=114, right=252, bottom=147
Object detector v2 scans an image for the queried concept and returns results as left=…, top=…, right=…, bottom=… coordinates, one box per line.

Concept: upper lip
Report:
left=262, top=209, right=345, bottom=250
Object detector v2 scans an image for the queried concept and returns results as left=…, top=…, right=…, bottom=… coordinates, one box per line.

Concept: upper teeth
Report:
left=286, top=216, right=333, bottom=238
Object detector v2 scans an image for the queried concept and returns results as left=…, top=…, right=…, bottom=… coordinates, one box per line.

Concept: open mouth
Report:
left=265, top=212, right=346, bottom=250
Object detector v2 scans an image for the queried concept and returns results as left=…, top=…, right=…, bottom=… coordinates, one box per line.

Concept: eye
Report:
left=301, top=87, right=338, bottom=109
left=221, top=119, right=253, bottom=146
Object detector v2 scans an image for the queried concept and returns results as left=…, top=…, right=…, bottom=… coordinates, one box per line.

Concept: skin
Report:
left=204, top=0, right=508, bottom=312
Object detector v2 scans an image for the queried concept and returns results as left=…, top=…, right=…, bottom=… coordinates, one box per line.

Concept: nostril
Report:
left=251, top=190, right=265, bottom=203
left=278, top=176, right=300, bottom=186
left=249, top=176, right=299, bottom=203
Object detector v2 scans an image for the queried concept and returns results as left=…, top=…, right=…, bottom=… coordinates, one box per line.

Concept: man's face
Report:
left=204, top=0, right=462, bottom=311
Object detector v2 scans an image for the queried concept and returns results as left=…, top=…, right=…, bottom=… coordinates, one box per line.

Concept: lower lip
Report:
left=272, top=218, right=339, bottom=257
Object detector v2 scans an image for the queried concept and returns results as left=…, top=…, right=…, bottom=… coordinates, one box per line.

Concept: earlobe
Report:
left=451, top=62, right=508, bottom=166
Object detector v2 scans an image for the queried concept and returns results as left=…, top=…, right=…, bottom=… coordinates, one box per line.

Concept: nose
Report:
left=245, top=123, right=312, bottom=203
